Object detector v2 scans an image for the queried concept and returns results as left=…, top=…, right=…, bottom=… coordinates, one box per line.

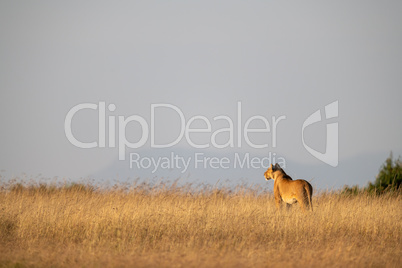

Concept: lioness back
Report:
left=264, top=164, right=313, bottom=211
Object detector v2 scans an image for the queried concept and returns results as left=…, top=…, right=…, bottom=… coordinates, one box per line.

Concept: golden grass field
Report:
left=0, top=181, right=401, bottom=268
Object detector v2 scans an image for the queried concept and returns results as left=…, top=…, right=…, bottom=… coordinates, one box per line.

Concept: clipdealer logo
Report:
left=64, top=101, right=338, bottom=172
left=302, top=101, right=339, bottom=167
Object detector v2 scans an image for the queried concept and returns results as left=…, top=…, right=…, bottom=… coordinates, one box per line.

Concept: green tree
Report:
left=368, top=152, right=402, bottom=193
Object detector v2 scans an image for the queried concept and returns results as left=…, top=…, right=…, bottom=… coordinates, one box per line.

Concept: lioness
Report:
left=264, top=164, right=313, bottom=211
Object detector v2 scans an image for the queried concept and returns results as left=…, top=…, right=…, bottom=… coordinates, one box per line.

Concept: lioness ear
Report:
left=271, top=163, right=276, bottom=171
left=275, top=163, right=281, bottom=169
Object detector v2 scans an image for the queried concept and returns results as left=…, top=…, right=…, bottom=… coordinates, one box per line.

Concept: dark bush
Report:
left=368, top=152, right=401, bottom=193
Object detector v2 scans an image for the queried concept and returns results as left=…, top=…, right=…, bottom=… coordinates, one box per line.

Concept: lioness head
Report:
left=264, top=163, right=281, bottom=180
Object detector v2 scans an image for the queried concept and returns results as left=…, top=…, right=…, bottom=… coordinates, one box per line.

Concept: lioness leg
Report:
left=298, top=199, right=306, bottom=211
left=297, top=196, right=311, bottom=212
left=274, top=195, right=282, bottom=210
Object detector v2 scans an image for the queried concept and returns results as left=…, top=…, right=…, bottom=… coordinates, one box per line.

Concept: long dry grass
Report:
left=0, top=181, right=401, bottom=267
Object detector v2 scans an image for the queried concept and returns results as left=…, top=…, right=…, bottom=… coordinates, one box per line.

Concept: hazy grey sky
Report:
left=1, top=1, right=401, bottom=189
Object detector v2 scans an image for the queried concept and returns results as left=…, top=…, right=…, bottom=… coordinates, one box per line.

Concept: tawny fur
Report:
left=264, top=164, right=313, bottom=211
